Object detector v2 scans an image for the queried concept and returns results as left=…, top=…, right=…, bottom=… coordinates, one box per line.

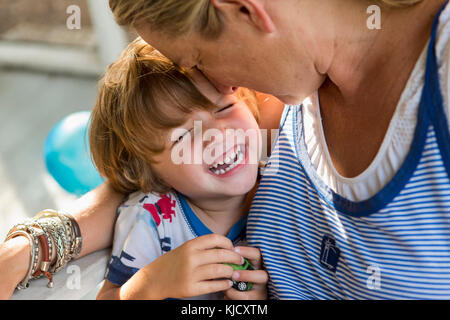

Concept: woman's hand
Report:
left=224, top=246, right=268, bottom=300
left=116, top=233, right=244, bottom=299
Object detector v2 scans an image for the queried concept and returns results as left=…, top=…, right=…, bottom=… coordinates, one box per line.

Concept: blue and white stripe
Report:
left=247, top=2, right=450, bottom=300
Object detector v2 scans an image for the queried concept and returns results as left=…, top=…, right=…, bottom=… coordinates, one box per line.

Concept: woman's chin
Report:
left=275, top=94, right=303, bottom=105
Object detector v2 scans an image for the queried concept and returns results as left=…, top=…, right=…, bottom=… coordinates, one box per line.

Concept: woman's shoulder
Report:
left=436, top=1, right=450, bottom=120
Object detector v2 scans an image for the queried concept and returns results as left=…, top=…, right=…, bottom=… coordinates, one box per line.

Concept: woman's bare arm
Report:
left=0, top=181, right=125, bottom=299
left=65, top=181, right=125, bottom=258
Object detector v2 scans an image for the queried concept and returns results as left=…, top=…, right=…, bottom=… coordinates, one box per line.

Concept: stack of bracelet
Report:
left=4, top=209, right=82, bottom=290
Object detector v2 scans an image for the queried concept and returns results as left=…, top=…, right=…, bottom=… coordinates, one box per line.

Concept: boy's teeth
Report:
left=210, top=146, right=245, bottom=175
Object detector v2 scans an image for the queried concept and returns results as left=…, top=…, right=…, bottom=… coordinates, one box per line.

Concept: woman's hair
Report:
left=89, top=37, right=259, bottom=194
left=108, top=0, right=423, bottom=38
left=109, top=0, right=222, bottom=38
left=376, top=0, right=423, bottom=7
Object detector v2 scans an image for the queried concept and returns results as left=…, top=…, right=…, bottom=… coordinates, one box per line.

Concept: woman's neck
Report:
left=278, top=0, right=444, bottom=101
left=184, top=193, right=251, bottom=236
left=322, top=0, right=444, bottom=100
left=312, top=0, right=445, bottom=177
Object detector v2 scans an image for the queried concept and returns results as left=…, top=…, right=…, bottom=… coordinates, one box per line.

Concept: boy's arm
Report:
left=99, top=233, right=243, bottom=300
left=97, top=268, right=165, bottom=300
left=96, top=280, right=121, bottom=300
left=0, top=181, right=125, bottom=299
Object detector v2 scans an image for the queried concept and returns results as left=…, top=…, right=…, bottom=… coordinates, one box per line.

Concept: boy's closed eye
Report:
left=215, top=103, right=235, bottom=114
left=172, top=128, right=193, bottom=146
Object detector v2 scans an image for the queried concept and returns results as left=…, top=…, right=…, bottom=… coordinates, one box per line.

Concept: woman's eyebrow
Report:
left=173, top=56, right=192, bottom=69
left=172, top=62, right=182, bottom=70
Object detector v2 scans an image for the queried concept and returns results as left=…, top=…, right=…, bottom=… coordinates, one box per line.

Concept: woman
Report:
left=1, top=0, right=449, bottom=299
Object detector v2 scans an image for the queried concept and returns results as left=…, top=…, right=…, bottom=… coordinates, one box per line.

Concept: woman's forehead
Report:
left=136, top=25, right=199, bottom=67
left=136, top=25, right=232, bottom=102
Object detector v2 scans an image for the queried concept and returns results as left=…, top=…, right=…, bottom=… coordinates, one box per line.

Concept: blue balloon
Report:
left=44, top=111, right=104, bottom=196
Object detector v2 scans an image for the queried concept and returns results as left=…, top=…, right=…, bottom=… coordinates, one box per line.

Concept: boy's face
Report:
left=152, top=71, right=261, bottom=201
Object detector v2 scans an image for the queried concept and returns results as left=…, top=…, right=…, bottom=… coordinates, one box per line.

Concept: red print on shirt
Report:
left=143, top=194, right=177, bottom=226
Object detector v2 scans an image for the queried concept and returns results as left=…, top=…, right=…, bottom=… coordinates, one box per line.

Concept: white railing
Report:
left=12, top=249, right=110, bottom=300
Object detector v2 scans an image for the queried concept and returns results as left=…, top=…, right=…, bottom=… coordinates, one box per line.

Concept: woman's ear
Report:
left=211, top=0, right=276, bottom=33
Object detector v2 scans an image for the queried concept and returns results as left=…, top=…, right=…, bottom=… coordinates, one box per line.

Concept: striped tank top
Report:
left=247, top=2, right=450, bottom=299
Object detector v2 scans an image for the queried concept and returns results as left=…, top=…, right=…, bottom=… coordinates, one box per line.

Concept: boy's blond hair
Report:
left=89, top=37, right=258, bottom=195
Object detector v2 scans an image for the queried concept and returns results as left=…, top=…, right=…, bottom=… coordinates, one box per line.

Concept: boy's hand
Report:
left=224, top=246, right=268, bottom=300
left=142, top=233, right=243, bottom=299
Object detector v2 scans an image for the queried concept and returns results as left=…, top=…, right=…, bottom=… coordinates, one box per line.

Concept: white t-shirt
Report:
left=104, top=190, right=247, bottom=300
left=303, top=2, right=450, bottom=201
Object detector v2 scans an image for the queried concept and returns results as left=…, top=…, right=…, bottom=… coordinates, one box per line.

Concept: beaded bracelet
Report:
left=30, top=219, right=54, bottom=271
left=38, top=217, right=69, bottom=273
left=6, top=210, right=83, bottom=290
left=5, top=228, right=39, bottom=290
left=62, top=213, right=82, bottom=259
left=35, top=210, right=82, bottom=259
left=27, top=221, right=54, bottom=288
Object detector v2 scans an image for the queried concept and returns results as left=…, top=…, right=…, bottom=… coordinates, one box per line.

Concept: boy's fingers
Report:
left=189, top=234, right=234, bottom=251
left=200, top=248, right=243, bottom=266
left=198, top=279, right=233, bottom=296
left=232, top=269, right=269, bottom=285
left=234, top=246, right=263, bottom=269
left=196, top=263, right=235, bottom=281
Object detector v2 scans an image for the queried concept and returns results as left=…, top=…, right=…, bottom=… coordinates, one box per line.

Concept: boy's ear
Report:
left=211, top=0, right=276, bottom=33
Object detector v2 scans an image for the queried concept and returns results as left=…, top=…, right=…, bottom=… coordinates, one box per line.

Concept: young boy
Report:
left=90, top=38, right=268, bottom=300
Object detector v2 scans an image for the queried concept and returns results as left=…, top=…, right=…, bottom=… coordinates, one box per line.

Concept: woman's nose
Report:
left=207, top=77, right=238, bottom=95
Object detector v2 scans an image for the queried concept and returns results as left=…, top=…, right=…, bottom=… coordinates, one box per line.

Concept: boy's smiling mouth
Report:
left=208, top=145, right=246, bottom=176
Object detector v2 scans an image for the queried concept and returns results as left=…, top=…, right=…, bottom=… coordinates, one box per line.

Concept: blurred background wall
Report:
left=0, top=0, right=135, bottom=240
left=0, top=1, right=93, bottom=46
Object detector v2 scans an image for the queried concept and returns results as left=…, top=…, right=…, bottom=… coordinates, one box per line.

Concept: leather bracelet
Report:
left=35, top=210, right=72, bottom=268
left=35, top=210, right=82, bottom=259
left=5, top=209, right=84, bottom=290
left=31, top=232, right=54, bottom=288
left=16, top=219, right=55, bottom=288
left=38, top=217, right=69, bottom=273
left=31, top=219, right=54, bottom=271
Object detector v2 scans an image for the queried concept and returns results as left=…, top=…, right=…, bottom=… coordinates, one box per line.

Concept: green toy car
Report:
left=225, top=258, right=255, bottom=291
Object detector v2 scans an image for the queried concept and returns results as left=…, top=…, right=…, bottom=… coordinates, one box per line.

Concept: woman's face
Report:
left=151, top=71, right=261, bottom=202
left=136, top=9, right=325, bottom=106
